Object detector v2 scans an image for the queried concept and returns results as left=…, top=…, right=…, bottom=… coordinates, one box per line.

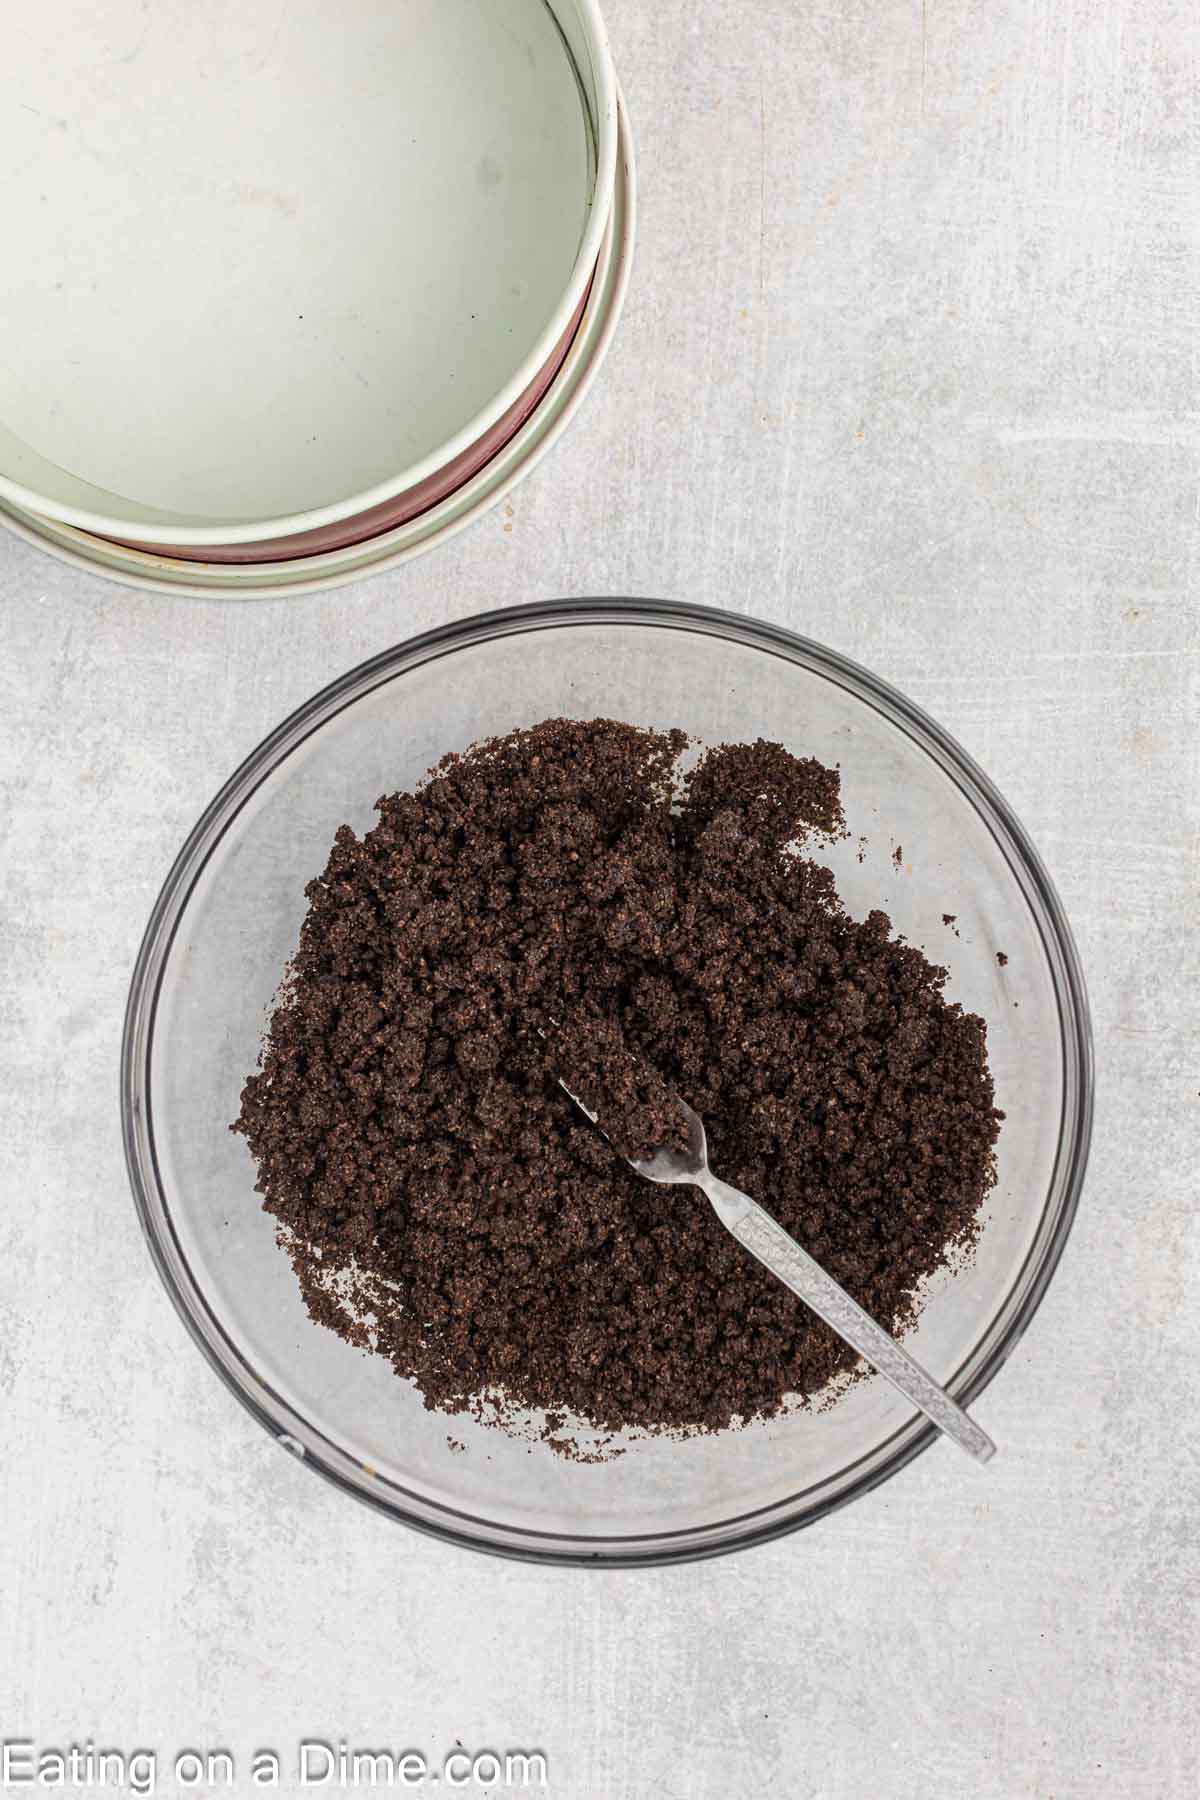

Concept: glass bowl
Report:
left=122, top=600, right=1092, bottom=1564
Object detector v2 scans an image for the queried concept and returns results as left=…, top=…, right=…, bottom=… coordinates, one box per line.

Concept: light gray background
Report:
left=1, top=0, right=1197, bottom=1794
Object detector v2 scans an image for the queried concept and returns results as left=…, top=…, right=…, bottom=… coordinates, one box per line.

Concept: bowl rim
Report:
left=0, top=0, right=618, bottom=549
left=121, top=598, right=1094, bottom=1566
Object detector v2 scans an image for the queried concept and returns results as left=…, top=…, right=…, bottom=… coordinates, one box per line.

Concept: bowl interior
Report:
left=131, top=608, right=1088, bottom=1560
left=0, top=120, right=634, bottom=598
left=1, top=0, right=605, bottom=534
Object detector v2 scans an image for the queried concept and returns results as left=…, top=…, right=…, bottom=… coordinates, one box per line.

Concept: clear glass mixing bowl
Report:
left=122, top=600, right=1093, bottom=1564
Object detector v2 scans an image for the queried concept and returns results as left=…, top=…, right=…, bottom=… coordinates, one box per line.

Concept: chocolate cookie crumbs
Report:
left=233, top=719, right=1001, bottom=1436
left=548, top=1012, right=692, bottom=1165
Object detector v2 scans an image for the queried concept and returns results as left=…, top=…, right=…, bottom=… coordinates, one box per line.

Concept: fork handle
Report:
left=700, top=1175, right=996, bottom=1464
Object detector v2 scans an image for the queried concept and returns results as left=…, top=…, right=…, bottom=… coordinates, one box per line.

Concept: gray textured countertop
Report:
left=1, top=0, right=1197, bottom=1794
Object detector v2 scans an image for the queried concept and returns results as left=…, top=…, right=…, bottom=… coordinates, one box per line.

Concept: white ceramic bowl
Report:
left=0, top=0, right=617, bottom=551
left=0, top=98, right=635, bottom=596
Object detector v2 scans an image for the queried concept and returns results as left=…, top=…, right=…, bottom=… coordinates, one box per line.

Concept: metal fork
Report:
left=559, top=1077, right=996, bottom=1464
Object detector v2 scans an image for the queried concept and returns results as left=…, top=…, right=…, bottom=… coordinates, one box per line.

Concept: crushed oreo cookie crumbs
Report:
left=234, top=719, right=1001, bottom=1444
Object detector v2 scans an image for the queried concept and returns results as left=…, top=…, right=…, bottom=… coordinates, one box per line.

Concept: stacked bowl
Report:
left=0, top=0, right=630, bottom=595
